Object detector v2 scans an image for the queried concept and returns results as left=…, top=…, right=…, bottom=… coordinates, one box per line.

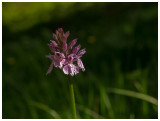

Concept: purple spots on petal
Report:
left=77, top=59, right=85, bottom=71
left=59, top=59, right=67, bottom=69
left=54, top=52, right=65, bottom=60
left=63, top=65, right=70, bottom=75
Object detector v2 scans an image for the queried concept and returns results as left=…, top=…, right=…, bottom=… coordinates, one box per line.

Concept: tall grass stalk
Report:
left=68, top=76, right=77, bottom=119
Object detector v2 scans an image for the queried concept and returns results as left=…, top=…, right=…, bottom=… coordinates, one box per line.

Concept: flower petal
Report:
left=53, top=52, right=65, bottom=68
left=62, top=42, right=67, bottom=52
left=48, top=43, right=55, bottom=53
left=62, top=33, right=67, bottom=43
left=68, top=38, right=78, bottom=50
left=46, top=54, right=54, bottom=60
left=63, top=65, right=70, bottom=75
left=54, top=60, right=60, bottom=67
left=50, top=40, right=58, bottom=47
left=65, top=31, right=70, bottom=38
left=77, top=59, right=85, bottom=71
left=57, top=28, right=64, bottom=40
left=72, top=44, right=81, bottom=54
left=56, top=30, right=60, bottom=39
left=53, top=33, right=58, bottom=40
left=69, top=64, right=75, bottom=76
left=59, top=59, right=66, bottom=69
left=73, top=65, right=79, bottom=75
left=54, top=52, right=65, bottom=60
left=58, top=28, right=63, bottom=34
left=46, top=62, right=54, bottom=75
left=68, top=54, right=74, bottom=62
left=77, top=48, right=86, bottom=58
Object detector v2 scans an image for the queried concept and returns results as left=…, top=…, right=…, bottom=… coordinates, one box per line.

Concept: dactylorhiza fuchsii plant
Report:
left=46, top=28, right=86, bottom=118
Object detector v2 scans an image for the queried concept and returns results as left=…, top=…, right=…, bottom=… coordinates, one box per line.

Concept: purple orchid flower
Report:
left=46, top=28, right=86, bottom=76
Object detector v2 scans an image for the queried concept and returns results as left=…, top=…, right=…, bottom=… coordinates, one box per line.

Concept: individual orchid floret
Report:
left=72, top=44, right=81, bottom=54
left=48, top=43, right=56, bottom=53
left=77, top=48, right=86, bottom=58
left=65, top=31, right=70, bottom=38
left=50, top=40, right=58, bottom=47
left=62, top=43, right=67, bottom=52
left=46, top=28, right=86, bottom=76
left=68, top=38, right=78, bottom=50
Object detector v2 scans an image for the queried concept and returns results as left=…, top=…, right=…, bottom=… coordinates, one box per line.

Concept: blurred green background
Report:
left=2, top=2, right=158, bottom=119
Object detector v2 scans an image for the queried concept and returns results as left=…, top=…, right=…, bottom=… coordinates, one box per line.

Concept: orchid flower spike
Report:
left=46, top=28, right=86, bottom=76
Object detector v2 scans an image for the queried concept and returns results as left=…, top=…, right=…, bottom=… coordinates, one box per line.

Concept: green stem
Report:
left=68, top=76, right=77, bottom=119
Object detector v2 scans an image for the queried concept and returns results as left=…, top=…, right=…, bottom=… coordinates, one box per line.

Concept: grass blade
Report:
left=107, top=88, right=158, bottom=105
left=78, top=104, right=104, bottom=119
left=30, top=101, right=61, bottom=119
